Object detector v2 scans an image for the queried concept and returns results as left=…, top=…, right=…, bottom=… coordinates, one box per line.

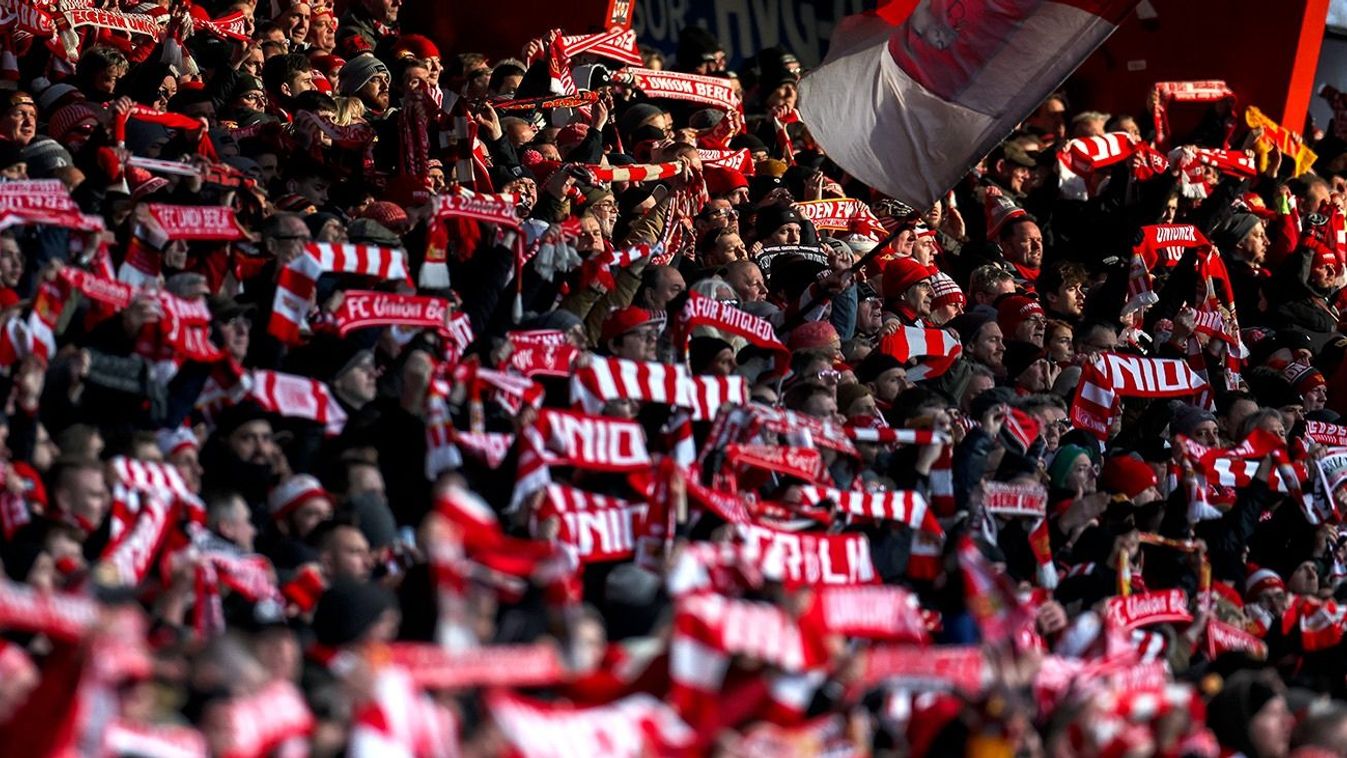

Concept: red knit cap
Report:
left=787, top=320, right=839, bottom=352
left=361, top=200, right=410, bottom=233
left=556, top=122, right=590, bottom=152
left=1244, top=564, right=1284, bottom=600
left=1282, top=361, right=1326, bottom=396
left=881, top=258, right=932, bottom=301
left=391, top=34, right=441, bottom=61
left=996, top=294, right=1044, bottom=337
left=704, top=165, right=748, bottom=196
left=1098, top=455, right=1157, bottom=499
left=600, top=306, right=656, bottom=343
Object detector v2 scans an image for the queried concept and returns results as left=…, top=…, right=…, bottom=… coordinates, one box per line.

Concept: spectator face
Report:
left=857, top=296, right=883, bottom=334
left=279, top=3, right=311, bottom=44
left=589, top=196, right=617, bottom=236
left=970, top=322, right=1006, bottom=370
left=1066, top=452, right=1097, bottom=493
left=1015, top=313, right=1046, bottom=347
left=309, top=14, right=337, bottom=52
left=347, top=463, right=385, bottom=499
left=726, top=264, right=766, bottom=303
left=334, top=353, right=378, bottom=408
left=701, top=347, right=737, bottom=377
left=315, top=218, right=346, bottom=243
left=1002, top=221, right=1043, bottom=268
left=912, top=235, right=937, bottom=267
left=1, top=102, right=37, bottom=145
left=643, top=268, right=685, bottom=311
left=221, top=314, right=251, bottom=361
left=58, top=467, right=111, bottom=530
left=1222, top=399, right=1258, bottom=440
left=1188, top=420, right=1219, bottom=448
left=1018, top=359, right=1051, bottom=392
left=322, top=526, right=372, bottom=581
left=900, top=279, right=933, bottom=317
left=0, top=235, right=21, bottom=287
left=228, top=419, right=274, bottom=465
left=1236, top=221, right=1269, bottom=265
left=267, top=215, right=312, bottom=266
left=974, top=275, right=1016, bottom=306
left=31, top=423, right=56, bottom=472
left=1249, top=696, right=1293, bottom=758
left=287, top=68, right=316, bottom=97
left=170, top=446, right=205, bottom=494
left=1045, top=324, right=1073, bottom=362
left=503, top=177, right=536, bottom=209
left=1047, top=277, right=1084, bottom=317
left=93, top=64, right=127, bottom=96
left=706, top=233, right=747, bottom=267
left=871, top=367, right=912, bottom=404
left=611, top=325, right=659, bottom=362
left=241, top=48, right=265, bottom=78
left=1031, top=405, right=1067, bottom=452
left=402, top=65, right=432, bottom=95
left=362, top=0, right=400, bottom=24
left=359, top=73, right=391, bottom=111
left=801, top=391, right=840, bottom=422
left=1289, top=560, right=1319, bottom=595
left=1028, top=96, right=1067, bottom=139
left=765, top=222, right=801, bottom=246
left=216, top=497, right=256, bottom=552
left=1077, top=325, right=1117, bottom=356
left=576, top=216, right=604, bottom=255
left=1161, top=196, right=1178, bottom=223
left=1305, top=384, right=1328, bottom=412
left=287, top=496, right=332, bottom=539
left=1311, top=260, right=1337, bottom=290
left=235, top=89, right=266, bottom=113
left=697, top=199, right=736, bottom=234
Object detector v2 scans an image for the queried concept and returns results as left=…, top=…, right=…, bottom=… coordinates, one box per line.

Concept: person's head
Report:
left=312, top=520, right=373, bottom=581
left=1218, top=391, right=1260, bottom=442
left=269, top=474, right=334, bottom=539
left=1287, top=559, right=1319, bottom=596
left=1075, top=321, right=1118, bottom=357
left=1043, top=320, right=1074, bottom=363
left=783, top=383, right=841, bottom=423
left=0, top=231, right=21, bottom=288
left=360, top=0, right=401, bottom=24
left=263, top=52, right=315, bottom=101
left=576, top=212, right=604, bottom=256
left=969, top=265, right=1016, bottom=306
left=998, top=218, right=1044, bottom=270
left=1245, top=567, right=1288, bottom=616
left=1050, top=444, right=1097, bottom=493
left=0, top=92, right=37, bottom=146
left=601, top=307, right=659, bottom=361
left=997, top=294, right=1046, bottom=347
left=1038, top=261, right=1087, bottom=318
left=1207, top=671, right=1290, bottom=758
left=688, top=336, right=737, bottom=377
left=701, top=228, right=748, bottom=267
left=51, top=459, right=110, bottom=532
left=331, top=349, right=378, bottom=409
left=1293, top=703, right=1347, bottom=756
left=882, top=258, right=934, bottom=316
left=1070, top=110, right=1108, bottom=138
left=1027, top=93, right=1068, bottom=140
left=636, top=265, right=686, bottom=313
left=262, top=211, right=313, bottom=266
left=754, top=204, right=804, bottom=246
left=308, top=8, right=337, bottom=52
left=724, top=260, right=767, bottom=303
left=1023, top=395, right=1068, bottom=453
left=75, top=46, right=130, bottom=97
left=488, top=61, right=527, bottom=97
left=1214, top=213, right=1269, bottom=266
left=989, top=142, right=1036, bottom=194
left=227, top=418, right=275, bottom=466
left=339, top=53, right=391, bottom=112
left=967, top=319, right=1006, bottom=372
left=208, top=492, right=256, bottom=552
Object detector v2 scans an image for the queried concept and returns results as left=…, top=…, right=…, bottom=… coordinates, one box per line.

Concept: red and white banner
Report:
left=507, top=330, right=578, bottom=377
left=0, top=179, right=102, bottom=232
left=1193, top=148, right=1257, bottom=179
left=333, top=290, right=449, bottom=336
left=571, top=356, right=748, bottom=421
left=797, top=485, right=941, bottom=534
left=146, top=204, right=244, bottom=241
left=982, top=481, right=1048, bottom=518
left=811, top=585, right=928, bottom=641
left=539, top=484, right=648, bottom=563
left=676, top=592, right=825, bottom=673
left=793, top=198, right=882, bottom=232
left=860, top=645, right=985, bottom=693
left=0, top=580, right=98, bottom=641
left=220, top=680, right=314, bottom=758
left=388, top=642, right=568, bottom=689
left=1205, top=619, right=1267, bottom=660
left=487, top=692, right=694, bottom=758
left=59, top=268, right=137, bottom=309
left=1306, top=420, right=1347, bottom=448
left=625, top=67, right=740, bottom=111
left=1072, top=352, right=1208, bottom=439
left=1105, top=589, right=1192, bottom=631
left=799, top=0, right=1137, bottom=208
left=727, top=444, right=825, bottom=483
left=736, top=522, right=877, bottom=586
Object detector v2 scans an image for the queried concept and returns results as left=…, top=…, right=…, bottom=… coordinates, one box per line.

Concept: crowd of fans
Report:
left=3, top=1, right=1347, bottom=756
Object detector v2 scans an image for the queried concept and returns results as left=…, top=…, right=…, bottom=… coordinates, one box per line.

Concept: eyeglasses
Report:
left=814, top=369, right=841, bottom=384
left=708, top=209, right=738, bottom=218
left=626, top=327, right=660, bottom=342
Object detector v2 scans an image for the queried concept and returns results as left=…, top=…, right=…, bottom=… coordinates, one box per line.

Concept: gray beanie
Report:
left=339, top=53, right=389, bottom=97
left=20, top=138, right=72, bottom=178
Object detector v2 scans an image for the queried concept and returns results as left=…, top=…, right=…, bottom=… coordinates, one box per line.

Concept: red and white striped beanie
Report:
left=155, top=427, right=198, bottom=458
left=929, top=272, right=965, bottom=311
left=1244, top=566, right=1284, bottom=600
left=268, top=474, right=330, bottom=522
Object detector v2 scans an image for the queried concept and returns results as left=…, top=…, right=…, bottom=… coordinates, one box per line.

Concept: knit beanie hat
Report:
left=1169, top=403, right=1217, bottom=437
left=339, top=53, right=389, bottom=97
left=312, top=579, right=396, bottom=647
left=930, top=271, right=966, bottom=311
left=996, top=295, right=1044, bottom=338
left=1048, top=444, right=1096, bottom=490
left=787, top=320, right=839, bottom=352
left=1209, top=212, right=1261, bottom=254
left=391, top=34, right=441, bottom=61
left=754, top=203, right=805, bottom=241
left=881, top=258, right=932, bottom=302
left=1098, top=454, right=1157, bottom=499
left=20, top=137, right=72, bottom=178
left=1282, top=361, right=1326, bottom=397
left=688, top=336, right=734, bottom=374
left=948, top=306, right=997, bottom=345
left=1002, top=340, right=1045, bottom=381
left=47, top=101, right=100, bottom=146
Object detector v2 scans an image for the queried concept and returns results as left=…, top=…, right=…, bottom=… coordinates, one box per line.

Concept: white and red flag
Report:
left=799, top=0, right=1139, bottom=208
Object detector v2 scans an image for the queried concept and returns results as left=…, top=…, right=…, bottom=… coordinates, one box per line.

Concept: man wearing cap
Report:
left=1209, top=211, right=1270, bottom=322
left=601, top=306, right=660, bottom=362
left=262, top=473, right=335, bottom=570
left=1003, top=342, right=1054, bottom=394
left=0, top=92, right=37, bottom=147
left=996, top=294, right=1047, bottom=348
left=881, top=258, right=934, bottom=326
left=928, top=272, right=965, bottom=326
left=339, top=53, right=391, bottom=115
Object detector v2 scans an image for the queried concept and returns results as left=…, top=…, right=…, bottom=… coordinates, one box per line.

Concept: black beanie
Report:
left=688, top=336, right=734, bottom=375
left=312, top=579, right=396, bottom=648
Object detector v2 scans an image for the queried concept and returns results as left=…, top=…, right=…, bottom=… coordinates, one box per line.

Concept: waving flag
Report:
left=799, top=0, right=1139, bottom=208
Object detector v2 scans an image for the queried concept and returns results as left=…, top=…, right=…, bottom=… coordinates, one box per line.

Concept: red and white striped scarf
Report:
left=874, top=325, right=962, bottom=381
left=1071, top=353, right=1208, bottom=439
left=0, top=578, right=98, bottom=641
left=487, top=691, right=695, bottom=758
left=1193, top=148, right=1257, bottom=178
left=1151, top=80, right=1236, bottom=149
left=797, top=485, right=942, bottom=535
left=623, top=67, right=740, bottom=111
left=558, top=28, right=642, bottom=65
left=697, top=148, right=754, bottom=174
left=583, top=162, right=683, bottom=183
left=843, top=426, right=950, bottom=446
left=570, top=356, right=749, bottom=422
left=1062, top=131, right=1138, bottom=177
left=102, top=720, right=207, bottom=758
left=537, top=484, right=648, bottom=563
left=0, top=276, right=66, bottom=368
left=506, top=330, right=576, bottom=377
left=860, top=645, right=985, bottom=693
left=736, top=522, right=877, bottom=586
left=349, top=663, right=458, bottom=758
left=673, top=291, right=789, bottom=368
left=511, top=409, right=652, bottom=510
left=219, top=680, right=315, bottom=758
left=808, top=585, right=928, bottom=641
left=268, top=243, right=410, bottom=344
